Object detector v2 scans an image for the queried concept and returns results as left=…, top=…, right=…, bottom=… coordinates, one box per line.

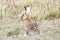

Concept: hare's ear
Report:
left=24, top=6, right=26, bottom=11
left=24, top=5, right=29, bottom=10
left=24, top=5, right=30, bottom=14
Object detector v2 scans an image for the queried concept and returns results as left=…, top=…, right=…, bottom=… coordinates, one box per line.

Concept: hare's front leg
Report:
left=23, top=28, right=28, bottom=36
left=24, top=32, right=26, bottom=37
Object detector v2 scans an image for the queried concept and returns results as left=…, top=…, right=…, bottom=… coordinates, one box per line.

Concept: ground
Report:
left=0, top=0, right=60, bottom=40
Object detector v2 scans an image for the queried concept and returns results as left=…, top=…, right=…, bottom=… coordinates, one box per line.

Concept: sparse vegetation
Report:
left=44, top=12, right=56, bottom=20
left=0, top=0, right=60, bottom=40
left=0, top=10, right=3, bottom=20
left=7, top=27, right=20, bottom=36
left=44, top=10, right=60, bottom=20
left=31, top=13, right=39, bottom=20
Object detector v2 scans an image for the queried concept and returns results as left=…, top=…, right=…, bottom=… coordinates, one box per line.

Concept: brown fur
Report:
left=21, top=13, right=40, bottom=35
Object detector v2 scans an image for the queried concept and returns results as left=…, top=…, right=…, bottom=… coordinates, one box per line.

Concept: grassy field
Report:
left=0, top=0, right=60, bottom=40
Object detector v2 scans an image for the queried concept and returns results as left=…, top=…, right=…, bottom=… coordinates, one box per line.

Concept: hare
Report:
left=21, top=5, right=40, bottom=36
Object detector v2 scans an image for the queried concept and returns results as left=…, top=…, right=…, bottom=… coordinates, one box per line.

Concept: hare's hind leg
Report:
left=23, top=29, right=28, bottom=36
left=24, top=32, right=26, bottom=37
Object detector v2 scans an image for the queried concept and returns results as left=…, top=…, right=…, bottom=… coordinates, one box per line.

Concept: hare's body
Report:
left=21, top=13, right=40, bottom=36
left=24, top=20, right=40, bottom=36
left=21, top=5, right=40, bottom=36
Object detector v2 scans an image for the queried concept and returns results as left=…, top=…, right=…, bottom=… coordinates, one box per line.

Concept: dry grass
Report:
left=0, top=0, right=60, bottom=40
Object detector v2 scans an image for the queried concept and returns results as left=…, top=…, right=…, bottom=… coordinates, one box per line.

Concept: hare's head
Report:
left=21, top=5, right=30, bottom=21
left=24, top=5, right=30, bottom=13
